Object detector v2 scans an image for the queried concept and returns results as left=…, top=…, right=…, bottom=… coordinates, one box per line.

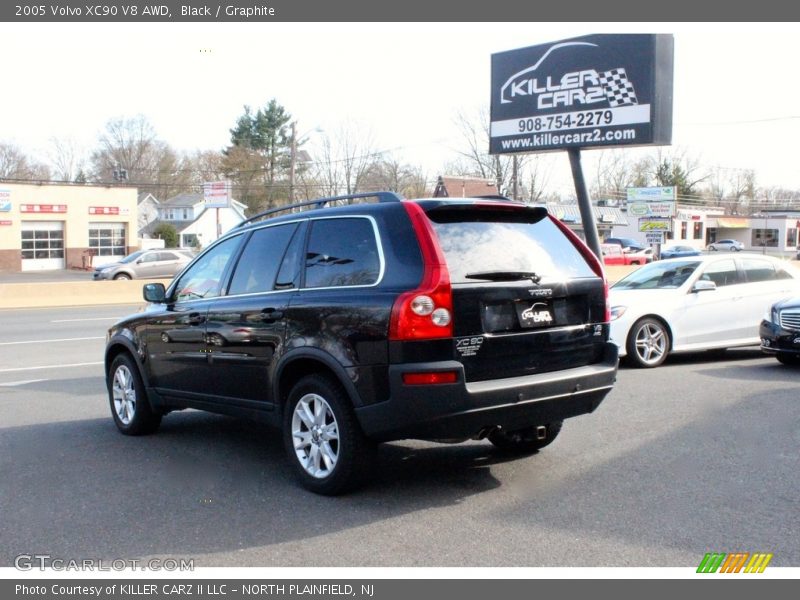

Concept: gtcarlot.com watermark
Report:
left=14, top=554, right=194, bottom=572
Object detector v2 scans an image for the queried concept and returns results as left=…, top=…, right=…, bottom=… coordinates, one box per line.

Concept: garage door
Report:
left=21, top=221, right=65, bottom=271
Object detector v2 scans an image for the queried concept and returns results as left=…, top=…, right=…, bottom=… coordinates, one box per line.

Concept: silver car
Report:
left=707, top=239, right=744, bottom=252
left=92, top=249, right=194, bottom=280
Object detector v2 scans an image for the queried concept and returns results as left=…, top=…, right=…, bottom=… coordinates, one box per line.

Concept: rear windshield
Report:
left=427, top=208, right=595, bottom=282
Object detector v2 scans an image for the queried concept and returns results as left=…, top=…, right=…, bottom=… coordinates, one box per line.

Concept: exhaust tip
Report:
left=536, top=425, right=547, bottom=441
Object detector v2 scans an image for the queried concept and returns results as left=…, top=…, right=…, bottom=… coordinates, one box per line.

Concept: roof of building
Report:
left=160, top=193, right=203, bottom=207
left=433, top=175, right=500, bottom=198
left=544, top=203, right=629, bottom=226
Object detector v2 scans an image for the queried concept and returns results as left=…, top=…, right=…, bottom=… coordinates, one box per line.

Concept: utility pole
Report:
left=289, top=121, right=297, bottom=204
left=512, top=155, right=518, bottom=201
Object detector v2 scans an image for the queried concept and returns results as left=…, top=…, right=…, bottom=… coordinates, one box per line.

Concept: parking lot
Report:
left=0, top=303, right=797, bottom=568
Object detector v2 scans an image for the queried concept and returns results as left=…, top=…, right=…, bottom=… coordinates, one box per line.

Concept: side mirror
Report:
left=143, top=282, right=167, bottom=303
left=692, top=280, right=717, bottom=293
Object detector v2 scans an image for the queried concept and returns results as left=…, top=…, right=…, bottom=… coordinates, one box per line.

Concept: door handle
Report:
left=188, top=312, right=205, bottom=325
left=260, top=308, right=284, bottom=322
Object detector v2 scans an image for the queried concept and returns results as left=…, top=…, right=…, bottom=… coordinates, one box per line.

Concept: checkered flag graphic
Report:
left=599, top=68, right=638, bottom=107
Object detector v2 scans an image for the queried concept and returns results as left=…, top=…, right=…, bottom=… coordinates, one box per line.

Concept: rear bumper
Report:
left=356, top=342, right=618, bottom=442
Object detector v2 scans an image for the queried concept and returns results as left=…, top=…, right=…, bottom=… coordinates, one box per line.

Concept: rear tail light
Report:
left=389, top=202, right=453, bottom=341
left=549, top=215, right=610, bottom=323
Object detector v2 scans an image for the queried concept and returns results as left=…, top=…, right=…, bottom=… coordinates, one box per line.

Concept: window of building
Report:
left=680, top=222, right=688, bottom=240
left=88, top=223, right=126, bottom=257
left=693, top=221, right=704, bottom=240
left=786, top=228, right=797, bottom=247
left=751, top=228, right=778, bottom=248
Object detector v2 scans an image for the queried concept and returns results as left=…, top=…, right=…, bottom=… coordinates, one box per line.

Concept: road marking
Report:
left=51, top=317, right=122, bottom=323
left=0, top=362, right=103, bottom=373
left=0, top=336, right=104, bottom=346
left=0, top=379, right=47, bottom=387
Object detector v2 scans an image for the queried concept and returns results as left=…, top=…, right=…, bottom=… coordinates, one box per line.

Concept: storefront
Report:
left=0, top=183, right=138, bottom=272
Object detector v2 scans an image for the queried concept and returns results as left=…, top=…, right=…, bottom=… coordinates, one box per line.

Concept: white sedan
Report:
left=609, top=254, right=800, bottom=367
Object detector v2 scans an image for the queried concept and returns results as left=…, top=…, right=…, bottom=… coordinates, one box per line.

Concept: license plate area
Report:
left=515, top=300, right=555, bottom=328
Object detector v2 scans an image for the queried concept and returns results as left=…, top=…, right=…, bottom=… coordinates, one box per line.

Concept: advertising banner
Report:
left=490, top=34, right=673, bottom=154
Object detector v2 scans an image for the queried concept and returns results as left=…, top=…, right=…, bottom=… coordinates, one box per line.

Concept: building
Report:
left=432, top=175, right=500, bottom=198
left=140, top=192, right=247, bottom=249
left=0, top=182, right=138, bottom=272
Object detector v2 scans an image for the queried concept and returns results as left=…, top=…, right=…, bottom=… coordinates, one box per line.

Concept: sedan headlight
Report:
left=610, top=306, right=627, bottom=321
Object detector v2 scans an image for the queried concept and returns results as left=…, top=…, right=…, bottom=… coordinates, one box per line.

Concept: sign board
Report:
left=203, top=181, right=231, bottom=209
left=490, top=34, right=673, bottom=154
left=645, top=232, right=664, bottom=244
left=0, top=189, right=10, bottom=212
left=639, top=217, right=672, bottom=232
left=20, top=204, right=67, bottom=213
left=89, top=206, right=120, bottom=215
left=627, top=185, right=676, bottom=218
left=0, top=220, right=11, bottom=226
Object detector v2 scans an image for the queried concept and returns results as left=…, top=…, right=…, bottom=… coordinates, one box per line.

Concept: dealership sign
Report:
left=203, top=181, right=231, bottom=209
left=0, top=189, right=10, bottom=211
left=20, top=204, right=67, bottom=213
left=490, top=34, right=673, bottom=153
left=627, top=185, right=676, bottom=218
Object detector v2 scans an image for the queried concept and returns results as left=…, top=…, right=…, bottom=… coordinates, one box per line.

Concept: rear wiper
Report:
left=464, top=271, right=541, bottom=284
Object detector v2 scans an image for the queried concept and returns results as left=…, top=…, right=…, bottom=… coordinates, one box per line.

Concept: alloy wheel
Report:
left=291, top=393, right=340, bottom=479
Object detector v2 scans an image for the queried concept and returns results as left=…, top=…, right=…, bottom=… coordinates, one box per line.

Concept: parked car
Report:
left=660, top=245, right=702, bottom=259
left=760, top=296, right=800, bottom=365
left=601, top=243, right=628, bottom=265
left=624, top=247, right=654, bottom=265
left=601, top=244, right=650, bottom=266
left=93, top=249, right=195, bottom=280
left=104, top=192, right=618, bottom=494
left=609, top=254, right=800, bottom=367
left=604, top=237, right=647, bottom=252
left=707, top=239, right=744, bottom=252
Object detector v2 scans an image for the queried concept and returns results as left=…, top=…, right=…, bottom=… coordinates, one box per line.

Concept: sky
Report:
left=3, top=22, right=800, bottom=195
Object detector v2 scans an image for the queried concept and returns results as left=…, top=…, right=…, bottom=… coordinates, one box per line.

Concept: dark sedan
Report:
left=760, top=297, right=800, bottom=365
left=659, top=245, right=702, bottom=259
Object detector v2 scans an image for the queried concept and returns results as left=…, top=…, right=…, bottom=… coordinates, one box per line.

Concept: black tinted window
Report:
left=740, top=258, right=777, bottom=283
left=304, top=218, right=380, bottom=288
left=229, top=223, right=298, bottom=295
left=173, top=235, right=242, bottom=301
left=700, top=259, right=739, bottom=287
left=430, top=211, right=595, bottom=282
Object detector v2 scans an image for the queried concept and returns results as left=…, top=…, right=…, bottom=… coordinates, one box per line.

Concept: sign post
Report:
left=490, top=34, right=674, bottom=259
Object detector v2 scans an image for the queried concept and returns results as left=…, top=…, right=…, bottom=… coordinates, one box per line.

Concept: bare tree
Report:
left=47, top=136, right=86, bottom=182
left=0, top=142, right=50, bottom=180
left=449, top=107, right=522, bottom=194
left=314, top=122, right=380, bottom=197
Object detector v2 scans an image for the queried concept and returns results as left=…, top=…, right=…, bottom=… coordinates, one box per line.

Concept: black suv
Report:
left=105, top=192, right=618, bottom=494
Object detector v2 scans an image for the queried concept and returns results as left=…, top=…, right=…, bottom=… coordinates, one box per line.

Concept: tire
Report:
left=113, top=273, right=132, bottom=280
left=107, top=353, right=161, bottom=435
left=626, top=317, right=670, bottom=368
left=709, top=246, right=718, bottom=251
left=488, top=421, right=563, bottom=453
left=776, top=352, right=800, bottom=366
left=283, top=374, right=375, bottom=495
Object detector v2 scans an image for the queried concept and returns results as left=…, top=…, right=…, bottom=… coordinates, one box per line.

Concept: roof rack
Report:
left=235, top=191, right=404, bottom=229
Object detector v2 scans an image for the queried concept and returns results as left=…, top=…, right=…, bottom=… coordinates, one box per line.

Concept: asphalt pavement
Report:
left=0, top=305, right=797, bottom=569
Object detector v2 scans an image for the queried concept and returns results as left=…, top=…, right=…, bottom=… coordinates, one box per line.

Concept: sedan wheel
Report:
left=626, top=318, right=670, bottom=368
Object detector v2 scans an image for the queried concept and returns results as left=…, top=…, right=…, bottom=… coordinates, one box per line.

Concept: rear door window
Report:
left=427, top=208, right=595, bottom=282
left=303, top=218, right=381, bottom=288
left=228, top=223, right=299, bottom=295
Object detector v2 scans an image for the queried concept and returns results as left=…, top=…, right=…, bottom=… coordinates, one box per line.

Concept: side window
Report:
left=140, top=253, right=158, bottom=263
left=700, top=259, right=739, bottom=287
left=275, top=221, right=307, bottom=290
left=228, top=223, right=298, bottom=295
left=304, top=218, right=381, bottom=288
left=172, top=235, right=242, bottom=302
left=159, top=252, right=179, bottom=261
left=740, top=258, right=777, bottom=283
